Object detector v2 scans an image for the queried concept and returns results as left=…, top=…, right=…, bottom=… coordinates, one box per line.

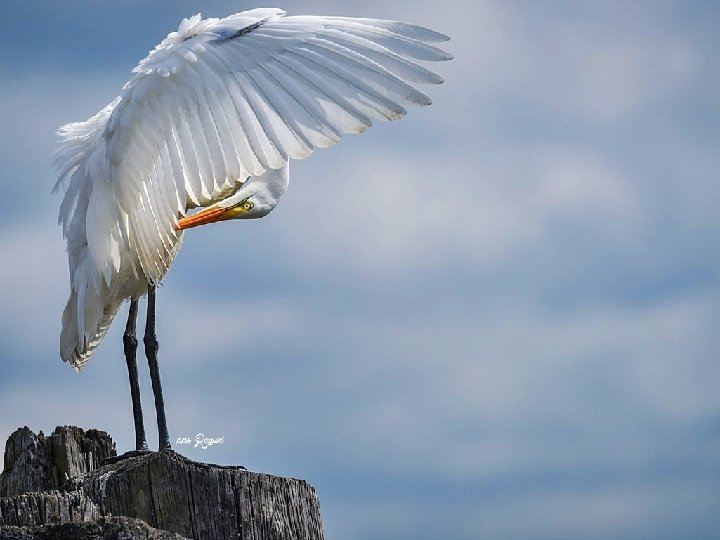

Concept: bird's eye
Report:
left=240, top=199, right=254, bottom=211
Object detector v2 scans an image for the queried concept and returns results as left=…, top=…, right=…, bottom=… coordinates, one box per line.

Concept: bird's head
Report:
left=176, top=164, right=289, bottom=230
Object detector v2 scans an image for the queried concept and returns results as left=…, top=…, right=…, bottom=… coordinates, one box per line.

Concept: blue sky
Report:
left=1, top=1, right=719, bottom=539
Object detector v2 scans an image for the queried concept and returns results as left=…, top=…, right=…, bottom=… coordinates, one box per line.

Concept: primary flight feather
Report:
left=53, top=7, right=450, bottom=450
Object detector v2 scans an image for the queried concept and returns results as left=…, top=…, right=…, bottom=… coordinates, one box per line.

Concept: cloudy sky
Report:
left=1, top=1, right=719, bottom=539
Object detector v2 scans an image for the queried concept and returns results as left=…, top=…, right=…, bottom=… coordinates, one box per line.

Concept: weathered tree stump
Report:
left=0, top=427, right=324, bottom=540
left=0, top=426, right=115, bottom=497
left=0, top=516, right=188, bottom=539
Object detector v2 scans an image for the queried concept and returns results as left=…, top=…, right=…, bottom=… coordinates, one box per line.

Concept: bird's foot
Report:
left=158, top=439, right=172, bottom=452
left=101, top=448, right=153, bottom=466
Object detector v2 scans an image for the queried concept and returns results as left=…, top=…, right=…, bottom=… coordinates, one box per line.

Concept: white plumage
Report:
left=54, top=8, right=451, bottom=370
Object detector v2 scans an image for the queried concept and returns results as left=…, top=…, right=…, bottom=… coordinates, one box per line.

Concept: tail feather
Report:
left=60, top=265, right=123, bottom=371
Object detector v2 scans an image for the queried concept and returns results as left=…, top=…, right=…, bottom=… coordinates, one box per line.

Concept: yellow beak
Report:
left=175, top=206, right=231, bottom=230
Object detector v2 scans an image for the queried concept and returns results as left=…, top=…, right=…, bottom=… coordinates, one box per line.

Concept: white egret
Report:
left=54, top=8, right=451, bottom=452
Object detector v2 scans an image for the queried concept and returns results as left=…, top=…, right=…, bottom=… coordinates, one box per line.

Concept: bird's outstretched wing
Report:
left=101, top=8, right=451, bottom=284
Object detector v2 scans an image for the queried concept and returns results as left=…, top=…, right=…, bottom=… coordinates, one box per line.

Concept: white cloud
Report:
left=257, top=142, right=643, bottom=282
left=155, top=292, right=300, bottom=364
left=1, top=3, right=719, bottom=540
left=465, top=2, right=702, bottom=124
left=466, top=480, right=718, bottom=539
left=0, top=222, right=67, bottom=357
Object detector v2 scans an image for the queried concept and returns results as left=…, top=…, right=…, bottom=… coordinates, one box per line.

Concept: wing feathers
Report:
left=313, top=31, right=445, bottom=84
left=55, top=9, right=450, bottom=365
left=175, top=118, right=204, bottom=204
left=195, top=56, right=248, bottom=180
left=325, top=17, right=451, bottom=43
left=243, top=67, right=317, bottom=158
left=317, top=20, right=453, bottom=62
left=96, top=10, right=449, bottom=284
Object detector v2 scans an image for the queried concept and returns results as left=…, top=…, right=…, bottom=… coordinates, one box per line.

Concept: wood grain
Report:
left=0, top=427, right=324, bottom=540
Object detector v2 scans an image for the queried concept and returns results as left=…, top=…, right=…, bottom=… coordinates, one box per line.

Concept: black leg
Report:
left=123, top=299, right=148, bottom=451
left=144, top=285, right=171, bottom=450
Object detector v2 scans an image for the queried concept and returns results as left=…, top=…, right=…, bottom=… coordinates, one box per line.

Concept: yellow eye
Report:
left=241, top=200, right=254, bottom=211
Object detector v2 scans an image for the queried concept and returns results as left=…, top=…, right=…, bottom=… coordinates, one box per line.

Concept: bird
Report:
left=53, top=7, right=451, bottom=453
